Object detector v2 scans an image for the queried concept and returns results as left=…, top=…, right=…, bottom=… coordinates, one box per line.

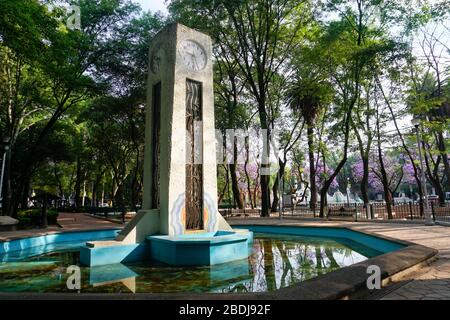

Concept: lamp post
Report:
left=0, top=137, right=11, bottom=210
left=412, top=118, right=434, bottom=225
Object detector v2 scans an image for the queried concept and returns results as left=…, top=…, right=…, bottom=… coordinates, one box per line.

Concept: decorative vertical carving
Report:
left=151, top=82, right=161, bottom=209
left=186, top=80, right=203, bottom=230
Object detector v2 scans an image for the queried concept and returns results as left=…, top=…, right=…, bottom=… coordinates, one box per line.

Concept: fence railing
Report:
left=220, top=201, right=450, bottom=223
left=432, top=202, right=450, bottom=224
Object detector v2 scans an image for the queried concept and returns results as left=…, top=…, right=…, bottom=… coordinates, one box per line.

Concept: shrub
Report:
left=17, top=209, right=59, bottom=227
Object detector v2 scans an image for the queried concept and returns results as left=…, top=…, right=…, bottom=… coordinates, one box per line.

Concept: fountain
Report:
left=80, top=23, right=253, bottom=267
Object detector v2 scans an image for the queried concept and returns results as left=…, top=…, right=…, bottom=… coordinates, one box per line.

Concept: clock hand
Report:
left=193, top=58, right=199, bottom=70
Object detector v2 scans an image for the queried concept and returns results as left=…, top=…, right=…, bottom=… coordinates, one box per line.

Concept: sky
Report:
left=135, top=0, right=168, bottom=15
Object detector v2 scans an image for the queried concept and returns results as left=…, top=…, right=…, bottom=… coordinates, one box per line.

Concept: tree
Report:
left=0, top=0, right=161, bottom=216
left=287, top=33, right=333, bottom=213
left=219, top=0, right=308, bottom=217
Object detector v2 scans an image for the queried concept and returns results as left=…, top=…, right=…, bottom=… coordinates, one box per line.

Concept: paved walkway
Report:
left=0, top=213, right=121, bottom=242
left=228, top=218, right=450, bottom=300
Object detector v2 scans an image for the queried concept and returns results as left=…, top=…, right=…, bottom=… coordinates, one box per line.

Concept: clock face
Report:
left=151, top=47, right=164, bottom=74
left=179, top=40, right=207, bottom=72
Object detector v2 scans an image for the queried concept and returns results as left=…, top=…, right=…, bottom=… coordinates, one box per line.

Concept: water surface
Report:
left=0, top=233, right=381, bottom=293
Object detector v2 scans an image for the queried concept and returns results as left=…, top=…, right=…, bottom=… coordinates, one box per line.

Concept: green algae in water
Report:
left=0, top=233, right=379, bottom=293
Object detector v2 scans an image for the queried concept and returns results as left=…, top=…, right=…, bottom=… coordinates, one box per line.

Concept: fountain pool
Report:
left=0, top=226, right=407, bottom=294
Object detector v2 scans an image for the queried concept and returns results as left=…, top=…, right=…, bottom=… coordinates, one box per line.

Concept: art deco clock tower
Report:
left=140, top=23, right=224, bottom=236
left=80, top=24, right=249, bottom=268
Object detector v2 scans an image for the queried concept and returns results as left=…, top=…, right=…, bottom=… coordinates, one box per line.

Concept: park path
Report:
left=0, top=213, right=121, bottom=242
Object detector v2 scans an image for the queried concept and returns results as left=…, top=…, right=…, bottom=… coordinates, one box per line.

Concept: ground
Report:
left=0, top=213, right=449, bottom=300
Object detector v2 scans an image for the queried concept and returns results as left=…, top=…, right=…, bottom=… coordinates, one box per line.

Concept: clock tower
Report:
left=138, top=23, right=228, bottom=236
left=80, top=24, right=251, bottom=267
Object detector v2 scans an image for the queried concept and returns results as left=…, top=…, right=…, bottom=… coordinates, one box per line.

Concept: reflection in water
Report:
left=0, top=233, right=380, bottom=293
left=245, top=234, right=376, bottom=292
left=89, top=264, right=138, bottom=293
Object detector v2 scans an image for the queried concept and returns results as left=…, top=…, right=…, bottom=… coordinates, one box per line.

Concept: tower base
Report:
left=79, top=229, right=253, bottom=267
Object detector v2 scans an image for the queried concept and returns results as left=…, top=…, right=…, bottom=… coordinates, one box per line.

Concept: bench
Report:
left=327, top=206, right=357, bottom=222
left=0, top=216, right=19, bottom=231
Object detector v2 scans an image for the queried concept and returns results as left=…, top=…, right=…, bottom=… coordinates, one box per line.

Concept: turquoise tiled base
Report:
left=80, top=242, right=149, bottom=267
left=78, top=230, right=253, bottom=267
left=147, top=230, right=253, bottom=266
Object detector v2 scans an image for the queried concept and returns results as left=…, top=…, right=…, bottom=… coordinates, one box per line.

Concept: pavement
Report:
left=0, top=212, right=121, bottom=242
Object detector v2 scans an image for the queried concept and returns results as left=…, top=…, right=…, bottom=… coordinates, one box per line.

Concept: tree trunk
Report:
left=20, top=176, right=31, bottom=210
left=75, top=156, right=82, bottom=208
left=307, top=124, right=317, bottom=214
left=271, top=160, right=286, bottom=212
left=423, top=150, right=446, bottom=205
left=384, top=187, right=393, bottom=220
left=218, top=165, right=229, bottom=205
left=262, top=240, right=275, bottom=291
left=255, top=83, right=271, bottom=217
left=41, top=194, right=48, bottom=228
left=271, top=175, right=279, bottom=212
left=3, top=148, right=13, bottom=216
left=437, top=130, right=450, bottom=187
left=376, top=106, right=393, bottom=219
left=244, top=136, right=254, bottom=209
left=361, top=155, right=370, bottom=205
left=376, top=75, right=424, bottom=216
left=229, top=163, right=244, bottom=209
left=130, top=161, right=140, bottom=211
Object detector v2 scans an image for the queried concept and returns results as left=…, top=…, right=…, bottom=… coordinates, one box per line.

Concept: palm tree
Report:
left=287, top=69, right=333, bottom=214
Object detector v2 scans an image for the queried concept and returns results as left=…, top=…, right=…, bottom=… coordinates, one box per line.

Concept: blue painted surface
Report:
left=0, top=229, right=121, bottom=256
left=147, top=230, right=253, bottom=266
left=80, top=242, right=149, bottom=267
left=233, top=225, right=405, bottom=253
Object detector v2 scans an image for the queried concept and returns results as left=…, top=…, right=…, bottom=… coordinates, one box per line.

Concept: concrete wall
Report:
left=116, top=209, right=160, bottom=243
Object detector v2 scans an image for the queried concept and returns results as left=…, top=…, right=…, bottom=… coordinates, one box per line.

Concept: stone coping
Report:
left=0, top=221, right=438, bottom=300
left=148, top=232, right=249, bottom=245
left=86, top=240, right=129, bottom=248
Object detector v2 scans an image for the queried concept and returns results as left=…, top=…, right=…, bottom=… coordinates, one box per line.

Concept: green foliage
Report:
left=17, top=208, right=58, bottom=226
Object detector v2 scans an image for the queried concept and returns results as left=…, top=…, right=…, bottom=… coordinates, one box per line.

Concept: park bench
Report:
left=327, top=206, right=357, bottom=222
left=0, top=216, right=19, bottom=231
